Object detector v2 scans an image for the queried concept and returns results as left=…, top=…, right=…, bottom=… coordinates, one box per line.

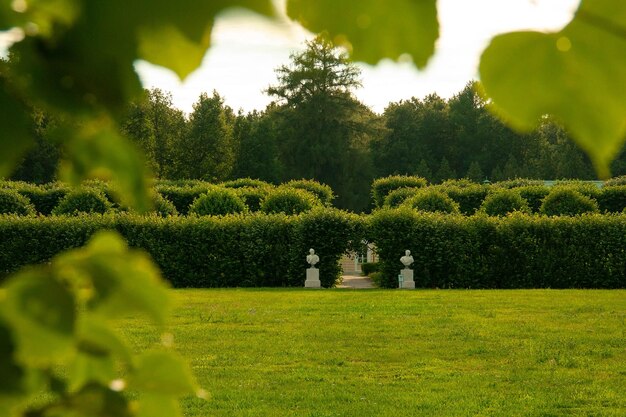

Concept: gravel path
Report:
left=337, top=275, right=375, bottom=289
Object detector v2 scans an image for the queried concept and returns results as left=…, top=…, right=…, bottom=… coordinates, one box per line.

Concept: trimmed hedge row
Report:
left=0, top=208, right=363, bottom=288
left=368, top=208, right=626, bottom=289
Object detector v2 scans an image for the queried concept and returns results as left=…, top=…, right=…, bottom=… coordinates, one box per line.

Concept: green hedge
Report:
left=597, top=186, right=626, bottom=213
left=440, top=185, right=490, bottom=215
left=368, top=208, right=626, bottom=289
left=156, top=184, right=213, bottom=214
left=285, top=179, right=334, bottom=206
left=0, top=189, right=36, bottom=215
left=0, top=209, right=362, bottom=288
left=371, top=175, right=428, bottom=208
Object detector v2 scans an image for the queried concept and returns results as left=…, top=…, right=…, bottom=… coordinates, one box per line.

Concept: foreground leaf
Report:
left=55, top=231, right=170, bottom=325
left=479, top=0, right=626, bottom=177
left=57, top=123, right=152, bottom=213
left=0, top=270, right=75, bottom=365
left=129, top=351, right=196, bottom=396
left=287, top=0, right=438, bottom=68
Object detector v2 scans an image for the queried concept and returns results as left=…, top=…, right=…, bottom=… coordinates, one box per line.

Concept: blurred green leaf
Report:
left=130, top=351, right=196, bottom=396
left=68, top=351, right=116, bottom=394
left=137, top=25, right=209, bottom=81
left=287, top=0, right=438, bottom=68
left=0, top=270, right=75, bottom=366
left=77, top=317, right=132, bottom=363
left=0, top=0, right=79, bottom=35
left=68, top=316, right=132, bottom=392
left=55, top=231, right=170, bottom=325
left=0, top=82, right=33, bottom=177
left=57, top=123, right=152, bottom=213
left=26, top=383, right=133, bottom=417
left=136, top=395, right=181, bottom=417
left=479, top=0, right=626, bottom=177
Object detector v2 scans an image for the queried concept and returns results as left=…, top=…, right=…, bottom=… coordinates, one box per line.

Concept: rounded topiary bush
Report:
left=404, top=189, right=460, bottom=214
left=517, top=185, right=550, bottom=213
left=440, top=184, right=490, bottom=215
left=152, top=193, right=178, bottom=217
left=189, top=188, right=246, bottom=216
left=235, top=186, right=271, bottom=212
left=540, top=188, right=599, bottom=216
left=0, top=189, right=36, bottom=215
left=221, top=178, right=271, bottom=189
left=260, top=187, right=320, bottom=215
left=285, top=179, right=334, bottom=206
left=52, top=188, right=112, bottom=215
left=383, top=187, right=420, bottom=208
left=480, top=189, right=530, bottom=216
left=371, top=175, right=428, bottom=208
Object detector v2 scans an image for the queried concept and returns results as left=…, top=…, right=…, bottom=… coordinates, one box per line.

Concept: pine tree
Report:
left=415, top=159, right=433, bottom=182
left=465, top=161, right=484, bottom=183
left=435, top=157, right=456, bottom=183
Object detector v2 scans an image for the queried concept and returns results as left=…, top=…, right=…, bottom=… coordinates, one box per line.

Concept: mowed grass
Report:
left=116, top=289, right=626, bottom=416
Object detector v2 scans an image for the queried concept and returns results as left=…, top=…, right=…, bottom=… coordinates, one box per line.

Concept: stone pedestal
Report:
left=401, top=269, right=415, bottom=289
left=305, top=268, right=321, bottom=288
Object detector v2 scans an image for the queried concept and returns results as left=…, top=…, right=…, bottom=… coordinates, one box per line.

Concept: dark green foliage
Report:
left=189, top=188, right=246, bottom=216
left=152, top=193, right=178, bottom=217
left=371, top=175, right=428, bottom=208
left=235, top=186, right=271, bottom=212
left=540, top=188, right=599, bottom=216
left=480, top=189, right=530, bottom=216
left=368, top=208, right=626, bottom=289
left=221, top=178, right=272, bottom=189
left=404, top=189, right=460, bottom=214
left=441, top=185, right=490, bottom=215
left=383, top=187, right=420, bottom=208
left=0, top=189, right=36, bottom=215
left=0, top=209, right=362, bottom=288
left=360, top=262, right=379, bottom=276
left=156, top=185, right=212, bottom=215
left=286, top=179, right=335, bottom=206
left=597, top=186, right=626, bottom=213
left=51, top=188, right=112, bottom=215
left=517, top=185, right=550, bottom=213
left=261, top=187, right=320, bottom=215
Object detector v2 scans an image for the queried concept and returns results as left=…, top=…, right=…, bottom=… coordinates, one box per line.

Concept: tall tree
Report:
left=232, top=108, right=282, bottom=183
left=267, top=35, right=378, bottom=211
left=175, top=91, right=235, bottom=181
left=122, top=89, right=186, bottom=178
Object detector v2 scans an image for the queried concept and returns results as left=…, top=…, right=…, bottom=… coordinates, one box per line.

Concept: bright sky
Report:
left=136, top=0, right=580, bottom=115
left=0, top=0, right=580, bottom=115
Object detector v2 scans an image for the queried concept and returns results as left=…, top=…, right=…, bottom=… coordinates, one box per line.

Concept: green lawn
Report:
left=117, top=289, right=626, bottom=416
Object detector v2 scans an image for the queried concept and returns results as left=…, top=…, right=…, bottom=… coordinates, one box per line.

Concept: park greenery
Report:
left=10, top=36, right=623, bottom=213
left=1, top=0, right=626, bottom=416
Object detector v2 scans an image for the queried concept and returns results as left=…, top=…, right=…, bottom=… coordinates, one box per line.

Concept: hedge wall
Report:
left=368, top=208, right=626, bottom=289
left=0, top=209, right=362, bottom=288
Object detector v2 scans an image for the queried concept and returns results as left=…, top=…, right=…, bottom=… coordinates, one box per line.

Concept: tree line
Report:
left=9, top=36, right=625, bottom=212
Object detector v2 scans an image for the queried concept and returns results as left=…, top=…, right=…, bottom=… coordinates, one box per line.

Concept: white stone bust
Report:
left=306, top=248, right=319, bottom=268
left=400, top=250, right=414, bottom=269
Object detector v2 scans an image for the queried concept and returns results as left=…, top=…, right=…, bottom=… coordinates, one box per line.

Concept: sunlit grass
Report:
left=117, top=289, right=626, bottom=416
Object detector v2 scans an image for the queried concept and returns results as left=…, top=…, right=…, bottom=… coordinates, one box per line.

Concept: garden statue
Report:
left=399, top=249, right=415, bottom=289
left=305, top=248, right=321, bottom=288
left=400, top=250, right=414, bottom=269
left=306, top=248, right=319, bottom=268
